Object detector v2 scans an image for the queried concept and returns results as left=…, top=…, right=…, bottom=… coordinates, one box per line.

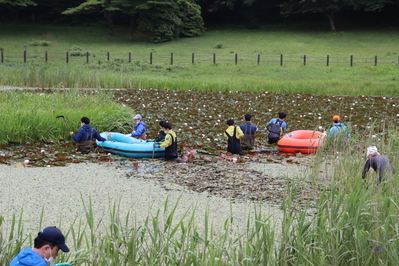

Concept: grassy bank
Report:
left=0, top=89, right=133, bottom=143
left=1, top=24, right=399, bottom=95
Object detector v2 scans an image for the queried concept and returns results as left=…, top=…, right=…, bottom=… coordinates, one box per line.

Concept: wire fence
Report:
left=1, top=49, right=398, bottom=67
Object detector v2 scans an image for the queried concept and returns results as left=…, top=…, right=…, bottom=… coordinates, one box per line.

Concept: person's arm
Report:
left=362, top=159, right=371, bottom=179
left=265, top=119, right=275, bottom=132
left=223, top=127, right=231, bottom=140
left=223, top=131, right=228, bottom=140
left=132, top=123, right=146, bottom=137
left=72, top=128, right=84, bottom=142
left=93, top=130, right=106, bottom=141
left=236, top=126, right=244, bottom=139
left=281, top=121, right=287, bottom=131
left=160, top=133, right=172, bottom=148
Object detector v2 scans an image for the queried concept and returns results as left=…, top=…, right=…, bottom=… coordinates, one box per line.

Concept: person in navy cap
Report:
left=10, top=226, right=70, bottom=266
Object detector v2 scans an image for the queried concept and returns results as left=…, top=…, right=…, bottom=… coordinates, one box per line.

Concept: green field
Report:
left=1, top=24, right=399, bottom=95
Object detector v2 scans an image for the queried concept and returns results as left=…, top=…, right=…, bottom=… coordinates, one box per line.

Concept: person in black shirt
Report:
left=362, top=146, right=395, bottom=185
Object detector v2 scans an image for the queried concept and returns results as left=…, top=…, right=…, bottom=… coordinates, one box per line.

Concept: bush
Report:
left=68, top=45, right=85, bottom=56
left=214, top=42, right=224, bottom=49
left=28, top=39, right=50, bottom=46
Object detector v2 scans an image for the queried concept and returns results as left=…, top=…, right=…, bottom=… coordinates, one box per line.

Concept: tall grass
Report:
left=1, top=62, right=398, bottom=96
left=0, top=89, right=133, bottom=143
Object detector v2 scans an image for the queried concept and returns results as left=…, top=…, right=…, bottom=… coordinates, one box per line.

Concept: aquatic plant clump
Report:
left=0, top=89, right=133, bottom=144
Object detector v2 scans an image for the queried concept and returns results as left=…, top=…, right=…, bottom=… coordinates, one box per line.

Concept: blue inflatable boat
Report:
left=96, top=132, right=165, bottom=158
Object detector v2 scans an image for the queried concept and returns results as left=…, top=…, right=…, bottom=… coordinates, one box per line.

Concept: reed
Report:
left=1, top=63, right=399, bottom=96
left=0, top=89, right=133, bottom=144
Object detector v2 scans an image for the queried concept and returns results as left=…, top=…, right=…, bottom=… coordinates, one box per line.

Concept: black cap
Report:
left=163, top=122, right=172, bottom=129
left=38, top=226, right=69, bottom=252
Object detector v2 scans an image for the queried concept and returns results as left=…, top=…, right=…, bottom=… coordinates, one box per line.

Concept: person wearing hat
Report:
left=327, top=115, right=351, bottom=149
left=154, top=120, right=167, bottom=142
left=240, top=114, right=258, bottom=151
left=126, top=114, right=147, bottom=140
left=328, top=115, right=350, bottom=138
left=71, top=117, right=106, bottom=154
left=223, top=119, right=244, bottom=155
left=154, top=122, right=178, bottom=160
left=10, top=226, right=70, bottom=266
left=362, top=146, right=395, bottom=185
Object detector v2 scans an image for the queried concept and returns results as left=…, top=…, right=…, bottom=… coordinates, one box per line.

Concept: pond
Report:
left=115, top=88, right=398, bottom=153
left=1, top=88, right=398, bottom=167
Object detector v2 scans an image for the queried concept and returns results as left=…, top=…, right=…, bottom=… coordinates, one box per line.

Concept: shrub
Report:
left=68, top=45, right=85, bottom=56
left=28, top=39, right=50, bottom=46
left=214, top=42, right=224, bottom=49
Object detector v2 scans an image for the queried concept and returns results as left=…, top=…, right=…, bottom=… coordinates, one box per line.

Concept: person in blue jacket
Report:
left=327, top=115, right=351, bottom=147
left=71, top=117, right=106, bottom=154
left=126, top=114, right=147, bottom=140
left=10, top=226, right=70, bottom=266
left=240, top=114, right=258, bottom=150
left=265, top=112, right=287, bottom=144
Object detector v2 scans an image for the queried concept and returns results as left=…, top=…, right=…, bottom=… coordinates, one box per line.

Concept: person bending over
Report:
left=362, top=146, right=395, bottom=185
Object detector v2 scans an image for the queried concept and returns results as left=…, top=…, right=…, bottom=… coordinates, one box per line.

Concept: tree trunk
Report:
left=104, top=10, right=115, bottom=36
left=325, top=11, right=336, bottom=32
left=129, top=15, right=135, bottom=41
left=104, top=0, right=115, bottom=36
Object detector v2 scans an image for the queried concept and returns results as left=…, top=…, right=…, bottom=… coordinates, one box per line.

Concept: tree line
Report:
left=1, top=0, right=398, bottom=43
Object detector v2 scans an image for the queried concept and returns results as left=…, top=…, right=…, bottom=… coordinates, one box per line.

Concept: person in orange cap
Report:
left=327, top=115, right=351, bottom=146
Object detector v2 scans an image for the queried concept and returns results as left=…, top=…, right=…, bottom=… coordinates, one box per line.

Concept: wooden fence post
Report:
left=45, top=51, right=48, bottom=63
left=24, top=44, right=27, bottom=63
left=1, top=50, right=4, bottom=63
left=257, top=54, right=260, bottom=65
left=235, top=53, right=238, bottom=65
left=192, top=53, right=194, bottom=64
left=86, top=52, right=89, bottom=64
left=170, top=53, right=173, bottom=65
left=280, top=54, right=283, bottom=66
left=326, top=55, right=329, bottom=66
left=213, top=53, right=216, bottom=64
left=128, top=52, right=131, bottom=63
left=303, top=55, right=306, bottom=66
left=66, top=51, right=69, bottom=63
left=374, top=55, right=377, bottom=66
left=107, top=52, right=110, bottom=62
left=350, top=55, right=353, bottom=67
left=150, top=52, right=152, bottom=64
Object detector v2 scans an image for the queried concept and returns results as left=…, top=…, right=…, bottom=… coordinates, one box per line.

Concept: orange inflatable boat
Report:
left=277, top=130, right=326, bottom=154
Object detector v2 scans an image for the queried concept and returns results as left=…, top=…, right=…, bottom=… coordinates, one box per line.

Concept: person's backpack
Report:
left=267, top=120, right=283, bottom=140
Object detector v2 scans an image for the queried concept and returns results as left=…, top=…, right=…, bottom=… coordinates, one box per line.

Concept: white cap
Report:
left=133, top=114, right=142, bottom=120
left=366, top=146, right=380, bottom=156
